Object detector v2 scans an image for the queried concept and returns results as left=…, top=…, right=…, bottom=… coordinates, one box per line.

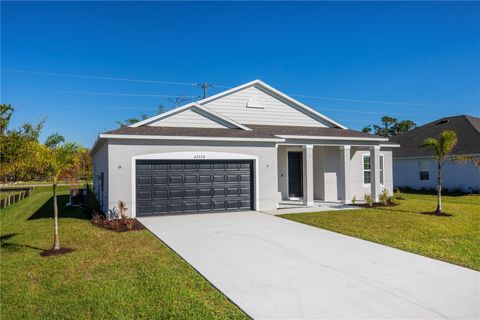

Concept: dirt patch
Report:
left=91, top=219, right=146, bottom=232
left=40, top=247, right=74, bottom=257
left=420, top=211, right=453, bottom=217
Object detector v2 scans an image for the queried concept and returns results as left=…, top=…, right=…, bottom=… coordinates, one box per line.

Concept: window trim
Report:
left=418, top=160, right=430, bottom=181
left=362, top=153, right=384, bottom=187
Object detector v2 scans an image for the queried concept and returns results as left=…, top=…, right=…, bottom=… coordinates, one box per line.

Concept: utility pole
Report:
left=197, top=81, right=213, bottom=99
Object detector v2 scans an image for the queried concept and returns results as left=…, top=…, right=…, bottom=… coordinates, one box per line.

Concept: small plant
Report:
left=364, top=193, right=373, bottom=207
left=379, top=189, right=390, bottom=206
left=91, top=210, right=102, bottom=225
left=124, top=218, right=135, bottom=230
left=118, top=200, right=129, bottom=226
left=351, top=195, right=356, bottom=205
left=107, top=207, right=120, bottom=230
left=388, top=195, right=397, bottom=205
left=394, top=188, right=403, bottom=200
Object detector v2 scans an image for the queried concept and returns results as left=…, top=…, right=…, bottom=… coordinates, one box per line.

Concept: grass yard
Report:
left=0, top=190, right=22, bottom=200
left=0, top=186, right=247, bottom=320
left=280, top=191, right=480, bottom=271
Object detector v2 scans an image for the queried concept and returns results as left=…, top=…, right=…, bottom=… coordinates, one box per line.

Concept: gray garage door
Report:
left=136, top=160, right=254, bottom=216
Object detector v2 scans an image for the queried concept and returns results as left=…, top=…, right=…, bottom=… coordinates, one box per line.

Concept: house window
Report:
left=380, top=155, right=384, bottom=185
left=419, top=161, right=429, bottom=180
left=363, top=155, right=371, bottom=184
left=363, top=154, right=384, bottom=185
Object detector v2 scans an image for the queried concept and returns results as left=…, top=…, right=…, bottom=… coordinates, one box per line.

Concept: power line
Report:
left=9, top=88, right=199, bottom=99
left=2, top=68, right=198, bottom=86
left=317, top=107, right=436, bottom=117
left=3, top=88, right=448, bottom=117
left=3, top=67, right=478, bottom=108
left=289, top=94, right=477, bottom=108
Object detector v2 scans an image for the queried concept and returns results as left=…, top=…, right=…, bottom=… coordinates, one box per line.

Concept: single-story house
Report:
left=91, top=80, right=398, bottom=217
left=391, top=115, right=480, bottom=193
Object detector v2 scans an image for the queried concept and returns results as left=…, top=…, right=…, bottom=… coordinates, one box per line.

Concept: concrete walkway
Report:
left=139, top=211, right=479, bottom=320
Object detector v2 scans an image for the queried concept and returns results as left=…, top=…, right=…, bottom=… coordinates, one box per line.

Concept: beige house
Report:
left=91, top=80, right=398, bottom=217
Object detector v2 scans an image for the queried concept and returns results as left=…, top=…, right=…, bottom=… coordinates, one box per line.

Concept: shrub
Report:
left=124, top=218, right=135, bottom=230
left=91, top=210, right=102, bottom=225
left=379, top=189, right=390, bottom=206
left=118, top=200, right=128, bottom=219
left=364, top=193, right=373, bottom=207
left=107, top=207, right=120, bottom=230
left=351, top=195, right=356, bottom=205
left=394, top=188, right=403, bottom=200
left=388, top=195, right=397, bottom=205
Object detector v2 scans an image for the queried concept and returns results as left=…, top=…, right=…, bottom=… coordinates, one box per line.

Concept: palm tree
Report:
left=27, top=137, right=82, bottom=251
left=421, top=130, right=457, bottom=214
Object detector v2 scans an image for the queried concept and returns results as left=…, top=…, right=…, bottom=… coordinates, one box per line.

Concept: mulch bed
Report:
left=91, top=219, right=146, bottom=232
left=353, top=202, right=399, bottom=208
left=40, top=247, right=74, bottom=257
left=420, top=211, right=453, bottom=217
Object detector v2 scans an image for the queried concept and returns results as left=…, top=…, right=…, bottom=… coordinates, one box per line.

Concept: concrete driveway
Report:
left=139, top=211, right=479, bottom=320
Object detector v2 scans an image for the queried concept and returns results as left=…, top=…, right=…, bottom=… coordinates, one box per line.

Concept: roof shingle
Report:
left=390, top=115, right=480, bottom=158
left=103, top=124, right=383, bottom=140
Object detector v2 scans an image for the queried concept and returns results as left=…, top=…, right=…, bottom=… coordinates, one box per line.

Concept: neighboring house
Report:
left=91, top=80, right=397, bottom=217
left=391, top=115, right=480, bottom=193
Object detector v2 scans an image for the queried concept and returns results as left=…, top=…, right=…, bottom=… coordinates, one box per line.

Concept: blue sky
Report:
left=2, top=1, right=479, bottom=147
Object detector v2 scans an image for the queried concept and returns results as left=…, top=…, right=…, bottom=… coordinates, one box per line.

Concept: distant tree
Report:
left=363, top=116, right=416, bottom=137
left=451, top=155, right=480, bottom=168
left=115, top=97, right=191, bottom=128
left=168, top=95, right=193, bottom=108
left=115, top=114, right=148, bottom=128
left=0, top=104, right=14, bottom=135
left=20, top=118, right=46, bottom=141
left=362, top=125, right=372, bottom=133
left=0, top=109, right=47, bottom=181
left=45, top=133, right=65, bottom=148
left=392, top=120, right=416, bottom=135
left=421, top=130, right=458, bottom=214
left=158, top=104, right=166, bottom=114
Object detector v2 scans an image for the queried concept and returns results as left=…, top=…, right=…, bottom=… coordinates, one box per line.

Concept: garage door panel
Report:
left=137, top=176, right=152, bottom=185
left=169, top=189, right=183, bottom=198
left=184, top=175, right=198, bottom=183
left=153, top=190, right=168, bottom=199
left=136, top=160, right=254, bottom=216
left=153, top=176, right=167, bottom=184
left=138, top=191, right=152, bottom=200
left=184, top=189, right=197, bottom=198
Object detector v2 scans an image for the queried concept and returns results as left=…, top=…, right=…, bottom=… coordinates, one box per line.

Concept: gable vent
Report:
left=246, top=97, right=265, bottom=109
left=436, top=119, right=450, bottom=125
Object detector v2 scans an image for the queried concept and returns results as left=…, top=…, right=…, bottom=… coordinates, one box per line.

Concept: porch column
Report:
left=340, top=145, right=351, bottom=204
left=370, top=145, right=381, bottom=202
left=303, top=144, right=314, bottom=206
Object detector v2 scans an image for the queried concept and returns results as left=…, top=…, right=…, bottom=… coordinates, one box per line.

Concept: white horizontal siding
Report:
left=149, top=109, right=229, bottom=128
left=203, top=85, right=330, bottom=127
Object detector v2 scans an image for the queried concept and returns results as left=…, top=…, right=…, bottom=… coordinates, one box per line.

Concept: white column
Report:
left=303, top=145, right=315, bottom=206
left=340, top=145, right=351, bottom=204
left=370, top=145, right=381, bottom=202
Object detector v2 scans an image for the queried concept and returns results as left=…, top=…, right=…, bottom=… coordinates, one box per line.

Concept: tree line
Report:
left=0, top=104, right=92, bottom=183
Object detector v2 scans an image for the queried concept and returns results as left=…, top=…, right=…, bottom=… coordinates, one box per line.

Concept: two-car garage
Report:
left=135, top=159, right=254, bottom=216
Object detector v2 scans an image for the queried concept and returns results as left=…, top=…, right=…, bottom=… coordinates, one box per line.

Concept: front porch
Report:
left=276, top=142, right=389, bottom=207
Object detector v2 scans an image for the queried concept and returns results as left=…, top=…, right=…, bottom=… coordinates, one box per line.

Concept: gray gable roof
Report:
left=104, top=124, right=382, bottom=140
left=390, top=115, right=480, bottom=158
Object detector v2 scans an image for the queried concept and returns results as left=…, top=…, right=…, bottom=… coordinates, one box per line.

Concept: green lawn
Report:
left=0, top=190, right=21, bottom=200
left=0, top=186, right=247, bottom=320
left=280, top=191, right=480, bottom=270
